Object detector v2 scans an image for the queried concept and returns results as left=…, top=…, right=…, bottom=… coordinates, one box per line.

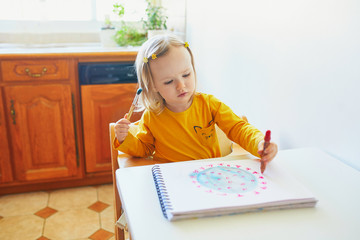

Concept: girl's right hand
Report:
left=114, top=114, right=131, bottom=143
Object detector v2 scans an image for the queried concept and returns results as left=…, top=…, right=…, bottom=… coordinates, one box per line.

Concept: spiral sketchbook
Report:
left=152, top=158, right=317, bottom=221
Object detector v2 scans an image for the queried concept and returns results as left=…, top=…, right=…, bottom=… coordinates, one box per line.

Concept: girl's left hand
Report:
left=257, top=140, right=278, bottom=164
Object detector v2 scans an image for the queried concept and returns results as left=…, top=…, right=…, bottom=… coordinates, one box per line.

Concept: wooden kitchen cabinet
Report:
left=81, top=83, right=142, bottom=173
left=0, top=57, right=82, bottom=193
left=0, top=51, right=138, bottom=194
left=3, top=84, right=79, bottom=181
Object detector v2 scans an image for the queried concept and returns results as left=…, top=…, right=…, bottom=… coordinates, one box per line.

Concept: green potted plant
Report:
left=113, top=3, right=146, bottom=46
left=142, top=0, right=168, bottom=38
left=114, top=23, right=147, bottom=47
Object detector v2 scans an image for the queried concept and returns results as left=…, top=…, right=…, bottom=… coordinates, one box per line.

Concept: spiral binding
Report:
left=152, top=165, right=173, bottom=219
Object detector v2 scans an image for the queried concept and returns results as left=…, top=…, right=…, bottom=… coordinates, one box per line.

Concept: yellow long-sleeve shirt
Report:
left=114, top=93, right=264, bottom=162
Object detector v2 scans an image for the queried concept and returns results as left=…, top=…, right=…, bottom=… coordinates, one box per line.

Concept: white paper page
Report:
left=154, top=158, right=316, bottom=217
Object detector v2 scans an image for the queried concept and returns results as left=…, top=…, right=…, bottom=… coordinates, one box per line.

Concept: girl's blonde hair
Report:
left=135, top=34, right=196, bottom=114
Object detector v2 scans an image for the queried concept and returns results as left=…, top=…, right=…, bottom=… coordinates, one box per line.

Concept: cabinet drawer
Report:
left=1, top=59, right=69, bottom=82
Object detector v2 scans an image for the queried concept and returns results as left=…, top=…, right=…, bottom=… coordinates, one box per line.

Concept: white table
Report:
left=116, top=148, right=360, bottom=240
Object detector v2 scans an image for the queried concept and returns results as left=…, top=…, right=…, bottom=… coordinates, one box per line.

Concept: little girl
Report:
left=114, top=34, right=277, bottom=165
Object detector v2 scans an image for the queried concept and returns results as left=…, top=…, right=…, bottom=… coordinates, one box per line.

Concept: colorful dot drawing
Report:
left=189, top=163, right=267, bottom=197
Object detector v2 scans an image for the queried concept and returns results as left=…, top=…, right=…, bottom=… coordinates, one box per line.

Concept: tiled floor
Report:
left=0, top=184, right=116, bottom=240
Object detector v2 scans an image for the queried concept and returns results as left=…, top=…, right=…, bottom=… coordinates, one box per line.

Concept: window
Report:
left=0, top=0, right=93, bottom=21
left=0, top=0, right=146, bottom=22
left=0, top=0, right=186, bottom=45
left=0, top=0, right=147, bottom=43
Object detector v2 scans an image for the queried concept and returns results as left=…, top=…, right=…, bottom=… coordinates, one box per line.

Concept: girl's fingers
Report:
left=264, top=144, right=278, bottom=163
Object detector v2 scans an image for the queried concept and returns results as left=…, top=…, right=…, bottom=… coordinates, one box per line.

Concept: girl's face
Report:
left=150, top=45, right=196, bottom=113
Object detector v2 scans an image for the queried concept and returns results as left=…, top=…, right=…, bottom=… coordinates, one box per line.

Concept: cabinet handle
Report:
left=25, top=67, right=47, bottom=78
left=10, top=99, right=16, bottom=124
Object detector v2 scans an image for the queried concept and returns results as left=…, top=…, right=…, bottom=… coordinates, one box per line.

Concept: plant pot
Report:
left=100, top=28, right=117, bottom=47
left=147, top=30, right=167, bottom=39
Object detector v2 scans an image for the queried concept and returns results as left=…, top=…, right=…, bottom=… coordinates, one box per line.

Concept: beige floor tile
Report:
left=0, top=191, right=48, bottom=217
left=44, top=208, right=99, bottom=240
left=0, top=214, right=43, bottom=240
left=100, top=205, right=115, bottom=233
left=97, top=184, right=114, bottom=206
left=48, top=186, right=97, bottom=211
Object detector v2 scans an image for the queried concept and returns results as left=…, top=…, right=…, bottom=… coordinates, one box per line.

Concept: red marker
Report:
left=261, top=130, right=271, bottom=174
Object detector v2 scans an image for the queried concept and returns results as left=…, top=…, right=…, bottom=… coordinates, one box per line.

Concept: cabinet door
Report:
left=4, top=84, right=79, bottom=181
left=0, top=91, right=13, bottom=183
left=81, top=83, right=142, bottom=173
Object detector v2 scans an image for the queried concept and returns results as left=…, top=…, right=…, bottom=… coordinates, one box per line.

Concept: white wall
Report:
left=186, top=0, right=360, bottom=170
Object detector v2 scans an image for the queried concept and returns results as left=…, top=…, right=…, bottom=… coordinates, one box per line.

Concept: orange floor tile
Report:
left=0, top=184, right=116, bottom=240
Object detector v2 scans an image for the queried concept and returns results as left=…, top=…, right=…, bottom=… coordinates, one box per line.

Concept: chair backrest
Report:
left=215, top=125, right=232, bottom=156
left=109, top=123, right=119, bottom=170
left=109, top=122, right=122, bottom=240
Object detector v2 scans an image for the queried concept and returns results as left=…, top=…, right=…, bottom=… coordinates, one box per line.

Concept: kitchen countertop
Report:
left=0, top=43, right=139, bottom=57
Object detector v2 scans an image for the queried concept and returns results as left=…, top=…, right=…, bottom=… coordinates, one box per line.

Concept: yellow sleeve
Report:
left=209, top=95, right=264, bottom=157
left=112, top=111, right=155, bottom=157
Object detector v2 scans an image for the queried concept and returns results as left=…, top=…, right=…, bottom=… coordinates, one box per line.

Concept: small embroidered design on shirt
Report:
left=143, top=57, right=148, bottom=63
left=184, top=42, right=189, bottom=48
left=151, top=54, right=157, bottom=60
